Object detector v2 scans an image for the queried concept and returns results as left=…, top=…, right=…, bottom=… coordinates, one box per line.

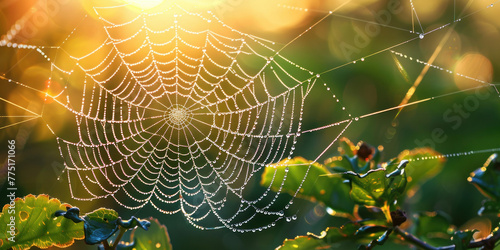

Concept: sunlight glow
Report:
left=123, top=0, right=164, bottom=9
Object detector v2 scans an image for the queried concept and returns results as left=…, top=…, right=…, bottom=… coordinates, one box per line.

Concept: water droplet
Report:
left=284, top=167, right=289, bottom=173
left=419, top=34, right=424, bottom=39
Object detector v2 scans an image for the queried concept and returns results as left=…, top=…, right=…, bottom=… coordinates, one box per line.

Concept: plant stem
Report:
left=102, top=240, right=112, bottom=250
left=394, top=227, right=500, bottom=250
left=111, top=227, right=127, bottom=249
left=381, top=202, right=392, bottom=224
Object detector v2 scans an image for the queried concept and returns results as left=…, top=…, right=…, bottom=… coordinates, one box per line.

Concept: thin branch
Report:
left=394, top=227, right=500, bottom=250
left=394, top=227, right=438, bottom=250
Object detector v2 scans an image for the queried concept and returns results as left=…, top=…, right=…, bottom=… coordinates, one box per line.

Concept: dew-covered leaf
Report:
left=0, top=194, right=84, bottom=250
left=415, top=211, right=453, bottom=247
left=342, top=161, right=408, bottom=207
left=261, top=157, right=354, bottom=213
left=130, top=217, right=172, bottom=250
left=469, top=154, right=500, bottom=200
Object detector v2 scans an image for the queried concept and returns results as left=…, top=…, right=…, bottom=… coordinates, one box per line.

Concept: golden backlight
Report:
left=123, top=0, right=164, bottom=9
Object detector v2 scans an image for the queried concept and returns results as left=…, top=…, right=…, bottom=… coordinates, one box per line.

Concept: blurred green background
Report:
left=1, top=0, right=499, bottom=249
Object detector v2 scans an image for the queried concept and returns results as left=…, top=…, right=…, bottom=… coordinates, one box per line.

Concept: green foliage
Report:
left=452, top=230, right=477, bottom=250
left=469, top=154, right=500, bottom=200
left=55, top=206, right=150, bottom=249
left=341, top=160, right=407, bottom=208
left=469, top=154, right=500, bottom=217
left=82, top=208, right=122, bottom=245
left=278, top=223, right=374, bottom=250
left=131, top=217, right=172, bottom=250
left=266, top=138, right=500, bottom=250
left=0, top=194, right=84, bottom=250
left=0, top=194, right=165, bottom=250
left=261, top=157, right=354, bottom=214
left=414, top=211, right=453, bottom=246
left=396, top=148, right=445, bottom=193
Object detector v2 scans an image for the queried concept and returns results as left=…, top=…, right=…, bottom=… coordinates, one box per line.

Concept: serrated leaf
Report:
left=469, top=154, right=500, bottom=200
left=83, top=208, right=120, bottom=245
left=342, top=161, right=408, bottom=207
left=131, top=217, right=172, bottom=250
left=0, top=194, right=84, bottom=250
left=261, top=157, right=354, bottom=213
left=397, top=148, right=445, bottom=192
left=452, top=230, right=477, bottom=250
left=415, top=211, right=453, bottom=247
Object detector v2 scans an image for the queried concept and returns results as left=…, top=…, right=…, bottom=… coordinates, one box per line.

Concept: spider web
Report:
left=1, top=0, right=500, bottom=232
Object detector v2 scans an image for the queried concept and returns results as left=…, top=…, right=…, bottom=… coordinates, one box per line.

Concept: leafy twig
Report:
left=394, top=226, right=500, bottom=250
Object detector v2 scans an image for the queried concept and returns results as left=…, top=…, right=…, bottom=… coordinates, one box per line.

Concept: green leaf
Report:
left=338, top=137, right=356, bottom=157
left=452, top=230, right=477, bottom=250
left=278, top=223, right=358, bottom=249
left=365, top=228, right=393, bottom=249
left=130, top=217, right=172, bottom=250
left=117, top=217, right=150, bottom=231
left=469, top=154, right=500, bottom=200
left=261, top=157, right=354, bottom=213
left=342, top=160, right=408, bottom=207
left=277, top=222, right=388, bottom=249
left=415, top=211, right=453, bottom=247
left=56, top=206, right=150, bottom=246
left=83, top=208, right=120, bottom=245
left=478, top=200, right=500, bottom=216
left=397, top=148, right=445, bottom=192
left=55, top=207, right=84, bottom=223
left=325, top=155, right=360, bottom=173
left=0, top=194, right=84, bottom=250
